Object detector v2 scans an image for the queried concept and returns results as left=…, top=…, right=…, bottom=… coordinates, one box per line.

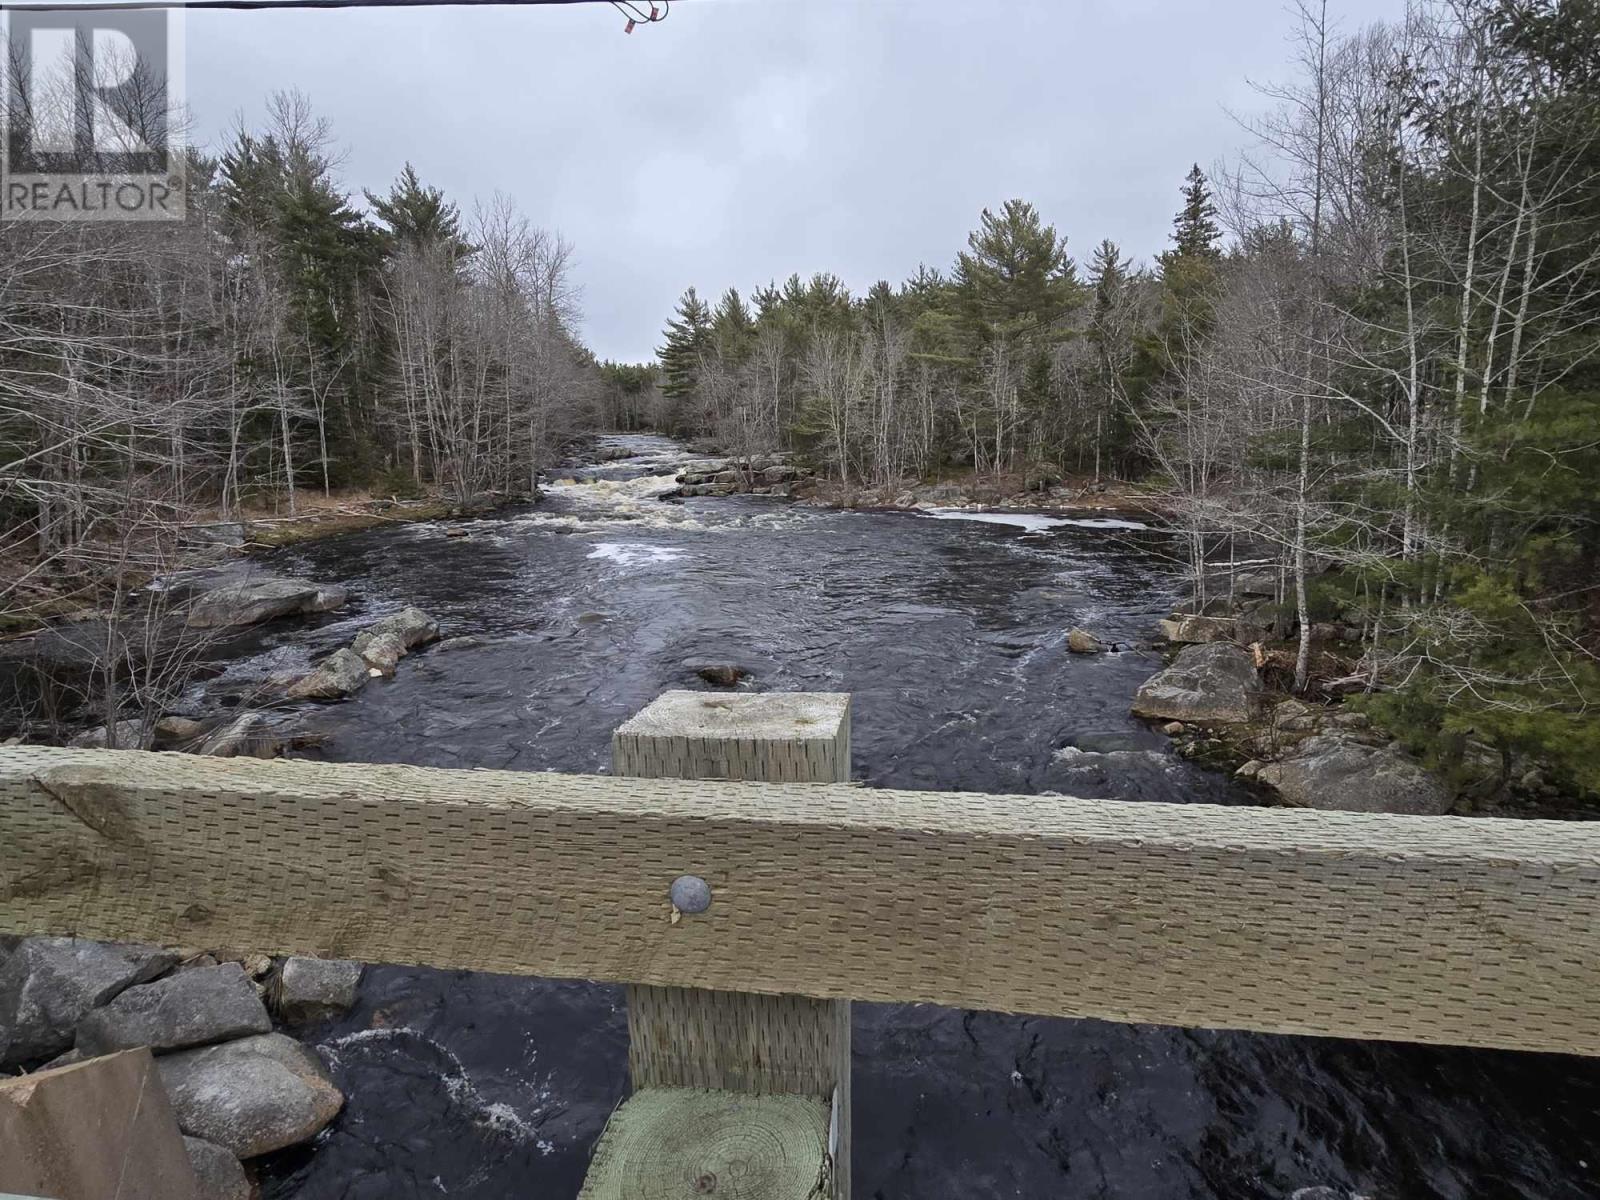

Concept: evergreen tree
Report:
left=711, top=287, right=755, bottom=364
left=657, top=286, right=712, bottom=403
left=1167, top=164, right=1222, bottom=260
left=367, top=164, right=472, bottom=261
left=953, top=199, right=1079, bottom=339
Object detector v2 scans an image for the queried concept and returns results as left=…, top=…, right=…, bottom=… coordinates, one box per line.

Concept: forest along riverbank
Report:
left=225, top=434, right=1599, bottom=1200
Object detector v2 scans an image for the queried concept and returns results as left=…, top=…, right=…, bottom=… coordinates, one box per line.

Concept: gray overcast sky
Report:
left=183, top=0, right=1405, bottom=363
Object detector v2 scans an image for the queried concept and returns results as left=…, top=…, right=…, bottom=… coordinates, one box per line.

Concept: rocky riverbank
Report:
left=1114, top=601, right=1584, bottom=820
left=4, top=566, right=447, bottom=755
left=648, top=443, right=1165, bottom=519
left=0, top=936, right=362, bottom=1198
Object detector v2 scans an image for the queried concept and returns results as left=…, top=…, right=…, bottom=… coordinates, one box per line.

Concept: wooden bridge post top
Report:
left=613, top=690, right=851, bottom=784
left=615, top=690, right=851, bottom=743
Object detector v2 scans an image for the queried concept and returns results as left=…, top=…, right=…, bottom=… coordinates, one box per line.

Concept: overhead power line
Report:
left=2, top=0, right=671, bottom=26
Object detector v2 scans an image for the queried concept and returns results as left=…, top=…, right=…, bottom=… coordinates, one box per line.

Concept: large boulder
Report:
left=197, top=712, right=289, bottom=759
left=1132, top=643, right=1262, bottom=725
left=1255, top=734, right=1454, bottom=816
left=182, top=1137, right=251, bottom=1200
left=66, top=719, right=149, bottom=749
left=0, top=939, right=178, bottom=1066
left=76, top=963, right=272, bottom=1056
left=355, top=632, right=407, bottom=676
left=272, top=957, right=362, bottom=1025
left=1067, top=628, right=1105, bottom=654
left=1158, top=614, right=1245, bottom=645
left=186, top=578, right=346, bottom=629
left=352, top=606, right=439, bottom=656
left=285, top=649, right=371, bottom=701
left=156, top=1033, right=344, bottom=1159
left=1236, top=570, right=1280, bottom=597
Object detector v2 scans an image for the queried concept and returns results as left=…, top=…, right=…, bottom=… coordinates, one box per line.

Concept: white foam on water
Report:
left=323, top=1027, right=552, bottom=1145
left=922, top=508, right=1150, bottom=532
left=586, top=542, right=687, bottom=567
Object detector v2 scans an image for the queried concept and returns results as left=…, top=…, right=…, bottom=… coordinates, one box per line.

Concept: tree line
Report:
left=1, top=90, right=597, bottom=620
left=645, top=0, right=1600, bottom=796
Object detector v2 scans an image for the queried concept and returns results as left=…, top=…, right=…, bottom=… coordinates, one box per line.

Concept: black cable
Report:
left=1, top=0, right=668, bottom=13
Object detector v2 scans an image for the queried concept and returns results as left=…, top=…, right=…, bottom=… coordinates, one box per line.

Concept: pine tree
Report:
left=953, top=199, right=1079, bottom=339
left=657, top=286, right=712, bottom=403
left=367, top=164, right=472, bottom=261
left=711, top=287, right=755, bottom=364
left=1168, top=164, right=1222, bottom=260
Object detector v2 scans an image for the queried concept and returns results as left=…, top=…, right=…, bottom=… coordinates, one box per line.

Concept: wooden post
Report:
left=582, top=690, right=852, bottom=1200
left=0, top=1049, right=203, bottom=1200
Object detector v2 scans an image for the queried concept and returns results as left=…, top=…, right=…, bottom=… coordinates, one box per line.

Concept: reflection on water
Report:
left=253, top=435, right=1600, bottom=1200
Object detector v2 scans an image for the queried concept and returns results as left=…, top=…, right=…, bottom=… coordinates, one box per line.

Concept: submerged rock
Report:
left=157, top=1032, right=344, bottom=1158
left=186, top=578, right=345, bottom=629
left=1131, top=643, right=1262, bottom=725
left=692, top=663, right=748, bottom=688
left=272, top=957, right=362, bottom=1025
left=285, top=649, right=370, bottom=701
left=183, top=1137, right=252, bottom=1200
left=1255, top=734, right=1453, bottom=816
left=77, top=963, right=272, bottom=1055
left=0, top=938, right=178, bottom=1066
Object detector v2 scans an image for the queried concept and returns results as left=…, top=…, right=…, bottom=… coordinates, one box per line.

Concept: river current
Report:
left=243, top=434, right=1597, bottom=1200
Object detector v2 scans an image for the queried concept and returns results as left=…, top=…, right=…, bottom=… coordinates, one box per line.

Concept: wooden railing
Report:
left=3, top=690, right=1598, bottom=1197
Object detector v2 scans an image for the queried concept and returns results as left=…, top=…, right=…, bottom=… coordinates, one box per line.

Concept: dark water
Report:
left=241, top=435, right=1599, bottom=1200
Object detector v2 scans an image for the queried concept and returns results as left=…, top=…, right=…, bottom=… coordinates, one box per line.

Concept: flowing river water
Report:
left=237, top=434, right=1598, bottom=1200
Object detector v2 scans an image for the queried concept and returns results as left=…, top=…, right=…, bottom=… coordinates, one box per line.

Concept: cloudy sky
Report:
left=181, top=0, right=1405, bottom=363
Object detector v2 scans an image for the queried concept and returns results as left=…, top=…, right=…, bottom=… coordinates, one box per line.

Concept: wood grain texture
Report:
left=613, top=690, right=852, bottom=1197
left=578, top=1088, right=830, bottom=1200
left=2, top=747, right=1599, bottom=1056
left=0, top=1049, right=202, bottom=1200
left=613, top=690, right=851, bottom=784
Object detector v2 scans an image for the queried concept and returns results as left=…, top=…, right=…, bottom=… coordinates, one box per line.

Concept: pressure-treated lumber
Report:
left=613, top=690, right=850, bottom=1198
left=579, top=1088, right=829, bottom=1200
left=2, top=747, right=1600, bottom=1056
left=613, top=690, right=852, bottom=783
left=0, top=1049, right=203, bottom=1200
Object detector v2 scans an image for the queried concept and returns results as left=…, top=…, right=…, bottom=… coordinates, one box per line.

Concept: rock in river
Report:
left=1131, top=642, right=1262, bottom=725
left=183, top=1137, right=252, bottom=1200
left=0, top=938, right=178, bottom=1066
left=285, top=648, right=371, bottom=701
left=157, top=1032, right=344, bottom=1158
left=271, top=956, right=362, bottom=1025
left=198, top=711, right=291, bottom=758
left=692, top=663, right=748, bottom=687
left=77, top=963, right=272, bottom=1055
left=356, top=632, right=407, bottom=676
left=186, top=578, right=347, bottom=629
left=1067, top=628, right=1104, bottom=654
left=1255, top=734, right=1453, bottom=815
left=353, top=606, right=440, bottom=655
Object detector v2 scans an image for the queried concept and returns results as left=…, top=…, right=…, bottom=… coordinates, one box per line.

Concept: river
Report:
left=237, top=434, right=1597, bottom=1200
